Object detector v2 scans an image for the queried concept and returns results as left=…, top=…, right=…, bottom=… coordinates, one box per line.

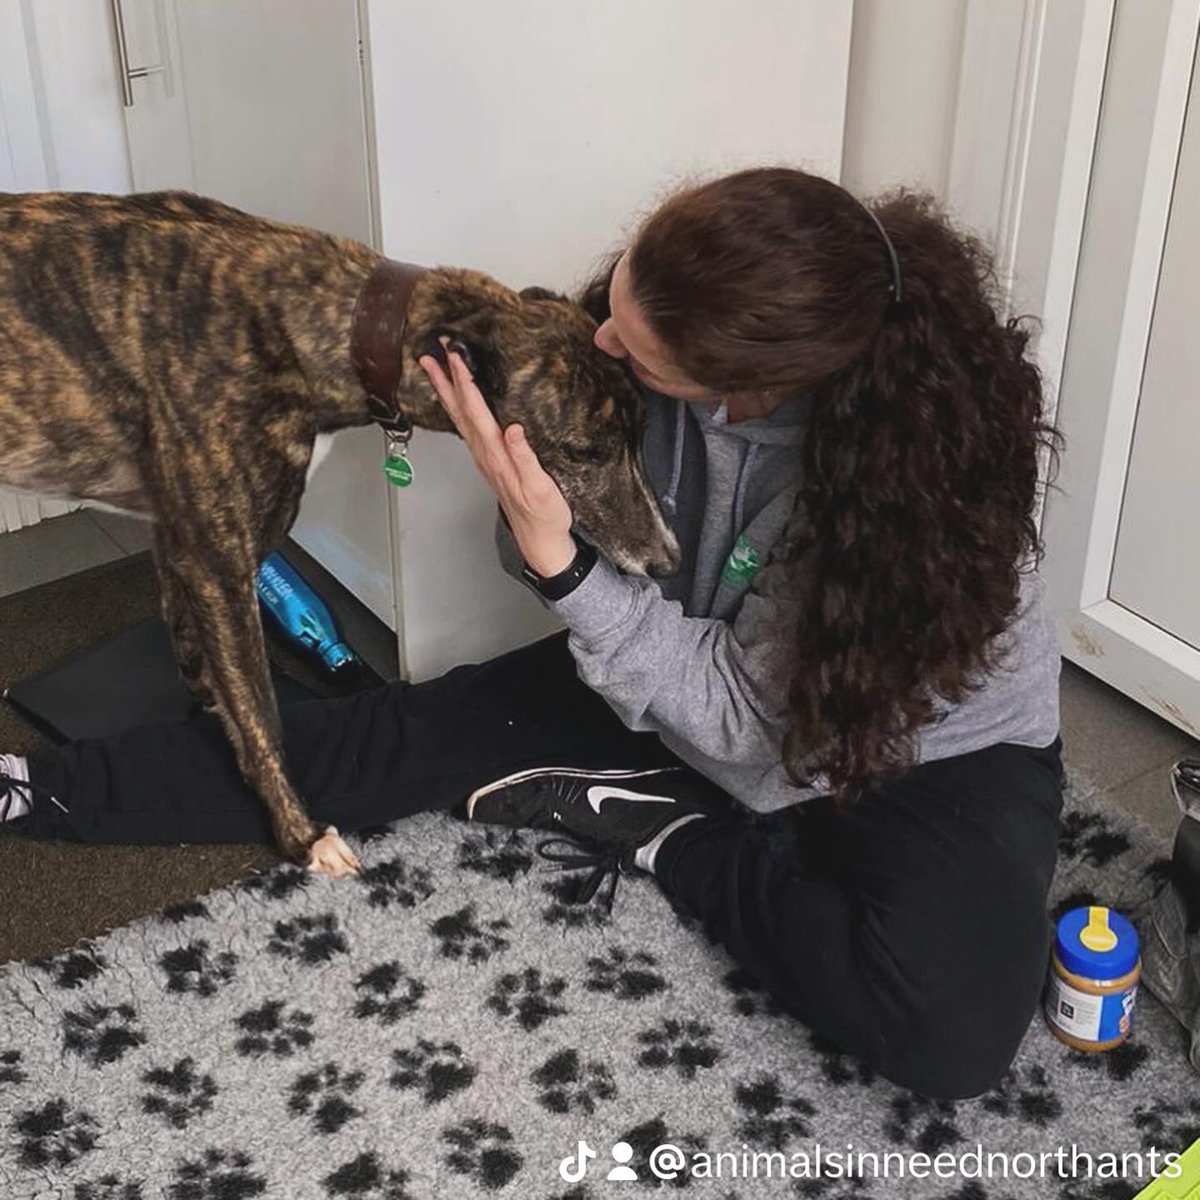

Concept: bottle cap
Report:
left=1055, top=906, right=1139, bottom=979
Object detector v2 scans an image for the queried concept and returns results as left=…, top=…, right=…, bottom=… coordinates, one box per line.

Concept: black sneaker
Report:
left=1144, top=758, right=1200, bottom=1073
left=465, top=766, right=731, bottom=909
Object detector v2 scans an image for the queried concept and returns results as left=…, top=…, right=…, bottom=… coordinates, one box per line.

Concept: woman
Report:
left=0, top=168, right=1063, bottom=1100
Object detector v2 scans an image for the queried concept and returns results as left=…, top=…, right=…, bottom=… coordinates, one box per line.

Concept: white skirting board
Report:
left=0, top=489, right=79, bottom=534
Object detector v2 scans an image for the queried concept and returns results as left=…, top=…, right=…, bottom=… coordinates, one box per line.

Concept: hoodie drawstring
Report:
left=661, top=399, right=687, bottom=516
left=732, top=443, right=759, bottom=535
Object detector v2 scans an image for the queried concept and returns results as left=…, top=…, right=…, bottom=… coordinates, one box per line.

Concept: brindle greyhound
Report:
left=0, top=190, right=678, bottom=877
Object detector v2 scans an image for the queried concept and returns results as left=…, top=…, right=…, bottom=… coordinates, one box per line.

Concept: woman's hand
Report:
left=419, top=343, right=576, bottom=577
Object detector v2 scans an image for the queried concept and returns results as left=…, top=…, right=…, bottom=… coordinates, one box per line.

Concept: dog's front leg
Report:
left=157, top=528, right=362, bottom=878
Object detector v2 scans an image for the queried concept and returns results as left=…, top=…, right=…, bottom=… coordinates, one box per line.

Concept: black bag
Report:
left=1142, top=759, right=1200, bottom=1072
left=3, top=618, right=318, bottom=743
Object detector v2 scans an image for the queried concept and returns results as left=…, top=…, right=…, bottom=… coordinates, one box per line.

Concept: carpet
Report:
left=1, top=768, right=1198, bottom=1200
left=0, top=542, right=396, bottom=965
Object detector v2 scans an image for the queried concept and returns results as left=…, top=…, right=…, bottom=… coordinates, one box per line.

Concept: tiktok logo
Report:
left=559, top=1140, right=597, bottom=1182
left=559, top=1140, right=640, bottom=1183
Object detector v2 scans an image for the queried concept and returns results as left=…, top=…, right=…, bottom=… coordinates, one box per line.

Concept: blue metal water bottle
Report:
left=256, top=552, right=360, bottom=676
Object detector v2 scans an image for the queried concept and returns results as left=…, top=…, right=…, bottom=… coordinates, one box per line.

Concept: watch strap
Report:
left=522, top=537, right=597, bottom=601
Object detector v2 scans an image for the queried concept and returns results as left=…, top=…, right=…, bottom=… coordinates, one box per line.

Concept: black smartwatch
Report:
left=521, top=536, right=597, bottom=601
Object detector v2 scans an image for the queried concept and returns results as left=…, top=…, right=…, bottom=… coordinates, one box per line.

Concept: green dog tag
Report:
left=384, top=453, right=413, bottom=487
left=721, top=535, right=760, bottom=586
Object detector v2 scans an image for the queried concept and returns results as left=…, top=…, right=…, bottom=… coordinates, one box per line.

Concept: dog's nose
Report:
left=647, top=544, right=681, bottom=579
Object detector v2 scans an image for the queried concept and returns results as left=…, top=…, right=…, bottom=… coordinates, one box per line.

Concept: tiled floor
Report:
left=0, top=508, right=153, bottom=598
left=2, top=511, right=1199, bottom=842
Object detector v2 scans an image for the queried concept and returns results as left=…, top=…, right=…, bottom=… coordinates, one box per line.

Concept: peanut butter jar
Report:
left=1044, top=905, right=1141, bottom=1052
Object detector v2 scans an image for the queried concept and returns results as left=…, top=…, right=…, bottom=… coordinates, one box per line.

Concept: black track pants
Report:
left=21, top=632, right=1063, bottom=1098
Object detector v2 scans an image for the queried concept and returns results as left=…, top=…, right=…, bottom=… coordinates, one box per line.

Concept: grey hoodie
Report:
left=502, top=390, right=1060, bottom=811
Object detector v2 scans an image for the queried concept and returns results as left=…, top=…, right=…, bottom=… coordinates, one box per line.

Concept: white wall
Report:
left=365, top=0, right=853, bottom=680
left=843, top=0, right=966, bottom=198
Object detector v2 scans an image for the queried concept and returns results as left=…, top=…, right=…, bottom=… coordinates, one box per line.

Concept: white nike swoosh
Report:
left=586, top=785, right=676, bottom=815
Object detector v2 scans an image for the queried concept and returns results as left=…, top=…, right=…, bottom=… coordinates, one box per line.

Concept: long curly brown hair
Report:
left=582, top=167, right=1059, bottom=798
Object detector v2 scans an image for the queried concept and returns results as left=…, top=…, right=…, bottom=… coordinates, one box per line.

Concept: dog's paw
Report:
left=307, top=826, right=362, bottom=878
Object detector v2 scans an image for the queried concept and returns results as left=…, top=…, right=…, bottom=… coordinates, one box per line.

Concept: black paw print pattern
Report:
left=584, top=947, right=667, bottom=1001
left=458, top=828, right=534, bottom=882
left=160, top=899, right=211, bottom=924
left=1057, top=810, right=1132, bottom=873
left=793, top=1178, right=878, bottom=1200
left=389, top=1039, right=477, bottom=1104
left=288, top=1062, right=365, bottom=1134
left=233, top=999, right=316, bottom=1058
left=885, top=1093, right=963, bottom=1156
left=442, top=1117, right=523, bottom=1191
left=619, top=1116, right=706, bottom=1191
left=430, top=904, right=511, bottom=963
left=722, top=968, right=784, bottom=1019
left=635, top=1018, right=721, bottom=1081
left=980, top=1064, right=1063, bottom=1128
left=73, top=1175, right=147, bottom=1200
left=806, top=1033, right=876, bottom=1088
left=239, top=865, right=310, bottom=901
left=1133, top=1095, right=1200, bottom=1153
left=159, top=940, right=238, bottom=998
left=267, top=913, right=349, bottom=965
left=531, top=1048, right=616, bottom=1115
left=355, top=824, right=397, bottom=844
left=1067, top=1038, right=1151, bottom=1083
left=358, top=855, right=436, bottom=910
left=486, top=967, right=569, bottom=1031
left=0, top=1047, right=27, bottom=1087
left=353, top=961, right=427, bottom=1025
left=541, top=877, right=610, bottom=929
left=13, top=1097, right=100, bottom=1169
left=732, top=1073, right=815, bottom=1150
left=934, top=1186, right=990, bottom=1200
left=141, top=1057, right=219, bottom=1128
left=33, top=943, right=107, bottom=990
left=63, top=1002, right=147, bottom=1067
left=165, top=1147, right=266, bottom=1199
left=1052, top=892, right=1111, bottom=931
left=321, top=1150, right=418, bottom=1199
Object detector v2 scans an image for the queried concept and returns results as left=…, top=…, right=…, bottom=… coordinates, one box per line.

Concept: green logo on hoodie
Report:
left=721, top=535, right=760, bottom=587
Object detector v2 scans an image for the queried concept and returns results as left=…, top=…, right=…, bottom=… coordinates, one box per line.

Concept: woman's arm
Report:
left=423, top=346, right=799, bottom=777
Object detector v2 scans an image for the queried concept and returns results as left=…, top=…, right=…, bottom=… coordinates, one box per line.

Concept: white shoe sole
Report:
left=465, top=765, right=679, bottom=820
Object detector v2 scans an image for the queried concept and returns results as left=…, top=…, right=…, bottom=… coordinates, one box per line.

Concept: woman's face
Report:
left=594, top=254, right=717, bottom=403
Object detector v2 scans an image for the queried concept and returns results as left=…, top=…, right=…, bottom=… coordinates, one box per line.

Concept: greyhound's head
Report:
left=399, top=268, right=680, bottom=578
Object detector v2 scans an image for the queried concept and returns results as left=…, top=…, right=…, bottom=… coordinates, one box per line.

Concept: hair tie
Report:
left=860, top=203, right=903, bottom=304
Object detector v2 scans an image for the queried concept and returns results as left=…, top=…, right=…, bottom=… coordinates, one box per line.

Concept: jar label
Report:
left=1045, top=974, right=1138, bottom=1045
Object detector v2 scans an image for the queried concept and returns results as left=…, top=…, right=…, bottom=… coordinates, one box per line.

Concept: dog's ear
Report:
left=519, top=285, right=567, bottom=303
left=421, top=318, right=506, bottom=404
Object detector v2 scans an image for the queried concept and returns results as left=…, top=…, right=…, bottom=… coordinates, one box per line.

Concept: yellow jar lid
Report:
left=1079, top=906, right=1119, bottom=953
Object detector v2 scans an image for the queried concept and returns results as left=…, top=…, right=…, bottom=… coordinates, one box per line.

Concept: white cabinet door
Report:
left=1042, top=0, right=1200, bottom=738
left=113, top=0, right=394, bottom=630
left=366, top=0, right=854, bottom=681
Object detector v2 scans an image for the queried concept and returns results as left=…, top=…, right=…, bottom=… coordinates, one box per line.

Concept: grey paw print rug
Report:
left=2, top=770, right=1198, bottom=1200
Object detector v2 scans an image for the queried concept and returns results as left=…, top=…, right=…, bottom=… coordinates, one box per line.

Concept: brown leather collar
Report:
left=350, top=259, right=429, bottom=436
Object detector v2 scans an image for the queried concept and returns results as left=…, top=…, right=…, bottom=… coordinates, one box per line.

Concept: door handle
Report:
left=109, top=0, right=169, bottom=108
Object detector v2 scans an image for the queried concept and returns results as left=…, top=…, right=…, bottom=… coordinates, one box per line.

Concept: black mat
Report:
left=5, top=617, right=318, bottom=743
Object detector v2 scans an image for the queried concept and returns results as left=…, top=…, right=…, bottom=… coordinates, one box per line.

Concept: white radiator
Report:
left=0, top=488, right=79, bottom=534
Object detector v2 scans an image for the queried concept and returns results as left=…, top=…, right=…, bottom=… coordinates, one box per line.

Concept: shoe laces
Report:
left=535, top=835, right=625, bottom=912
